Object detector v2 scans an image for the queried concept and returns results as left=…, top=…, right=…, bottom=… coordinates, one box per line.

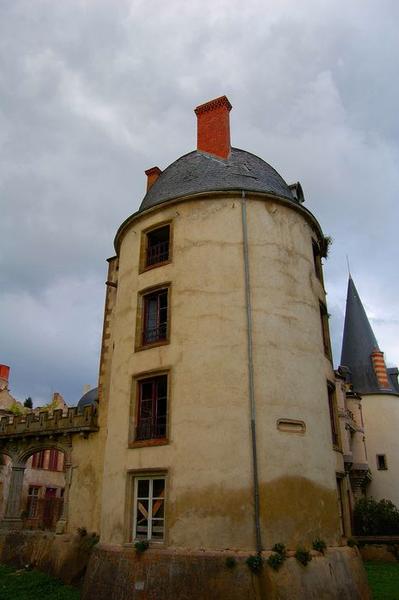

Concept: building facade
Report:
left=95, top=96, right=349, bottom=551
left=340, top=276, right=399, bottom=506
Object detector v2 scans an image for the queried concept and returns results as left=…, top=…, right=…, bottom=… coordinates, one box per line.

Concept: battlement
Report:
left=0, top=405, right=98, bottom=440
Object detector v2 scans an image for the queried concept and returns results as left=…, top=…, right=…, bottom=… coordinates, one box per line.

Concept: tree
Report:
left=354, top=497, right=399, bottom=535
left=24, top=397, right=33, bottom=409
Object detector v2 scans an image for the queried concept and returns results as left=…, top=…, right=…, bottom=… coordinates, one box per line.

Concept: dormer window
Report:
left=140, top=223, right=171, bottom=271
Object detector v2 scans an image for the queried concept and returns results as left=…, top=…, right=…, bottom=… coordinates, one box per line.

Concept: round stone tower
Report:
left=99, top=96, right=344, bottom=553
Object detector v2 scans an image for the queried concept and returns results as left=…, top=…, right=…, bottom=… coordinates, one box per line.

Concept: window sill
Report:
left=129, top=438, right=169, bottom=449
left=139, top=260, right=171, bottom=274
left=135, top=339, right=170, bottom=353
left=123, top=540, right=165, bottom=548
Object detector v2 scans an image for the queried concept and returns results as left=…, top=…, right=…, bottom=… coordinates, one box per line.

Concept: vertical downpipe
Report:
left=241, top=190, right=262, bottom=554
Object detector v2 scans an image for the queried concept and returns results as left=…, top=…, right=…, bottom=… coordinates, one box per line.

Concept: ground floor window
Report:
left=26, top=486, right=64, bottom=529
left=133, top=475, right=165, bottom=541
left=27, top=486, right=40, bottom=518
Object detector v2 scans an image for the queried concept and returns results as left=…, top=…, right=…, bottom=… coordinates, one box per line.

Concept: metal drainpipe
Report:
left=241, top=190, right=262, bottom=554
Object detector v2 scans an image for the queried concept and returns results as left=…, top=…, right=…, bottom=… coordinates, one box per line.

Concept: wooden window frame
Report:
left=125, top=470, right=168, bottom=545
left=327, top=381, right=340, bottom=450
left=139, top=221, right=173, bottom=274
left=129, top=369, right=170, bottom=448
left=320, top=302, right=332, bottom=360
left=27, top=485, right=41, bottom=518
left=135, top=283, right=171, bottom=352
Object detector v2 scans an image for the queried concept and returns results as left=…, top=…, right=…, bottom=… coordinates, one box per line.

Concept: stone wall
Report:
left=82, top=545, right=370, bottom=600
left=0, top=530, right=97, bottom=585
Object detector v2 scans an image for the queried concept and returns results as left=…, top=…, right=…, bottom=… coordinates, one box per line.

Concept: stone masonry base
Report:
left=82, top=544, right=370, bottom=600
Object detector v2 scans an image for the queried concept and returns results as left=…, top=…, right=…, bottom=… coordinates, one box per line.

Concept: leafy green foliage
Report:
left=295, top=547, right=312, bottom=566
left=0, top=564, right=79, bottom=600
left=271, top=543, right=286, bottom=557
left=347, top=537, right=358, bottom=548
left=312, top=538, right=327, bottom=554
left=246, top=554, right=263, bottom=573
left=134, top=540, right=149, bottom=553
left=225, top=556, right=237, bottom=569
left=267, top=552, right=285, bottom=571
left=9, top=402, right=24, bottom=416
left=323, top=235, right=333, bottom=258
left=354, top=497, right=399, bottom=535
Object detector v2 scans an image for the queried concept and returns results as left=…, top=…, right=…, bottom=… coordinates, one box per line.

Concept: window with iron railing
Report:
left=142, top=288, right=168, bottom=346
left=145, top=225, right=170, bottom=268
left=136, top=375, right=167, bottom=441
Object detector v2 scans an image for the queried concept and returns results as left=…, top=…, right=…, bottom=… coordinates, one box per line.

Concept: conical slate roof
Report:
left=340, top=276, right=398, bottom=394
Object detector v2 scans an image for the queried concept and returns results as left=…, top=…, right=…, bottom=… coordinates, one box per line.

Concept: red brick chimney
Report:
left=370, top=348, right=390, bottom=389
left=194, top=95, right=232, bottom=160
left=145, top=166, right=162, bottom=191
left=0, top=365, right=10, bottom=390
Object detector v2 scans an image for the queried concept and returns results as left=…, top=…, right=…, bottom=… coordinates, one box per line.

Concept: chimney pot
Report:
left=145, top=166, right=162, bottom=191
left=194, top=95, right=232, bottom=160
left=0, top=365, right=10, bottom=385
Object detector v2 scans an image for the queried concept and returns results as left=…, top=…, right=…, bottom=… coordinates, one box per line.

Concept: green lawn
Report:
left=365, top=561, right=399, bottom=600
left=0, top=564, right=80, bottom=600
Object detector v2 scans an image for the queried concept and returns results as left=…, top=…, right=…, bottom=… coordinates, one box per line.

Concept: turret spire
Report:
left=341, top=276, right=396, bottom=394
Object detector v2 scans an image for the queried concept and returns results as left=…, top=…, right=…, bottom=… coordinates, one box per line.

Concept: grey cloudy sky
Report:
left=1, top=0, right=398, bottom=405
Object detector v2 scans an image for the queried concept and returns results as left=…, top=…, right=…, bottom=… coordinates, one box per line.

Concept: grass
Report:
left=0, top=564, right=80, bottom=600
left=365, top=561, right=399, bottom=600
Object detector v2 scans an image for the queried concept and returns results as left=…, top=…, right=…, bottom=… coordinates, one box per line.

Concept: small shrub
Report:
left=225, top=556, right=237, bottom=569
left=323, top=235, right=333, bottom=258
left=312, top=538, right=326, bottom=554
left=246, top=554, right=263, bottom=573
left=267, top=552, right=285, bottom=571
left=347, top=537, right=358, bottom=548
left=272, top=543, right=286, bottom=557
left=9, top=402, right=24, bottom=416
left=295, top=547, right=312, bottom=566
left=134, top=540, right=149, bottom=554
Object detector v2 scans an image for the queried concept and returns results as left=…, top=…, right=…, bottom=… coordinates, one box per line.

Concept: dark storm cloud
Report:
left=1, top=0, right=398, bottom=404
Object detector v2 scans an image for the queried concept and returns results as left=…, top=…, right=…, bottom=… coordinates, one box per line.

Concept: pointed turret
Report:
left=341, top=276, right=398, bottom=394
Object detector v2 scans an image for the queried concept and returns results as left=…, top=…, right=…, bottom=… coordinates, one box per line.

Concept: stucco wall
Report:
left=362, top=393, right=399, bottom=506
left=99, top=193, right=341, bottom=550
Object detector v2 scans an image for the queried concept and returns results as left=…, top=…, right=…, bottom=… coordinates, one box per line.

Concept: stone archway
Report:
left=0, top=437, right=72, bottom=532
left=0, top=404, right=98, bottom=532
